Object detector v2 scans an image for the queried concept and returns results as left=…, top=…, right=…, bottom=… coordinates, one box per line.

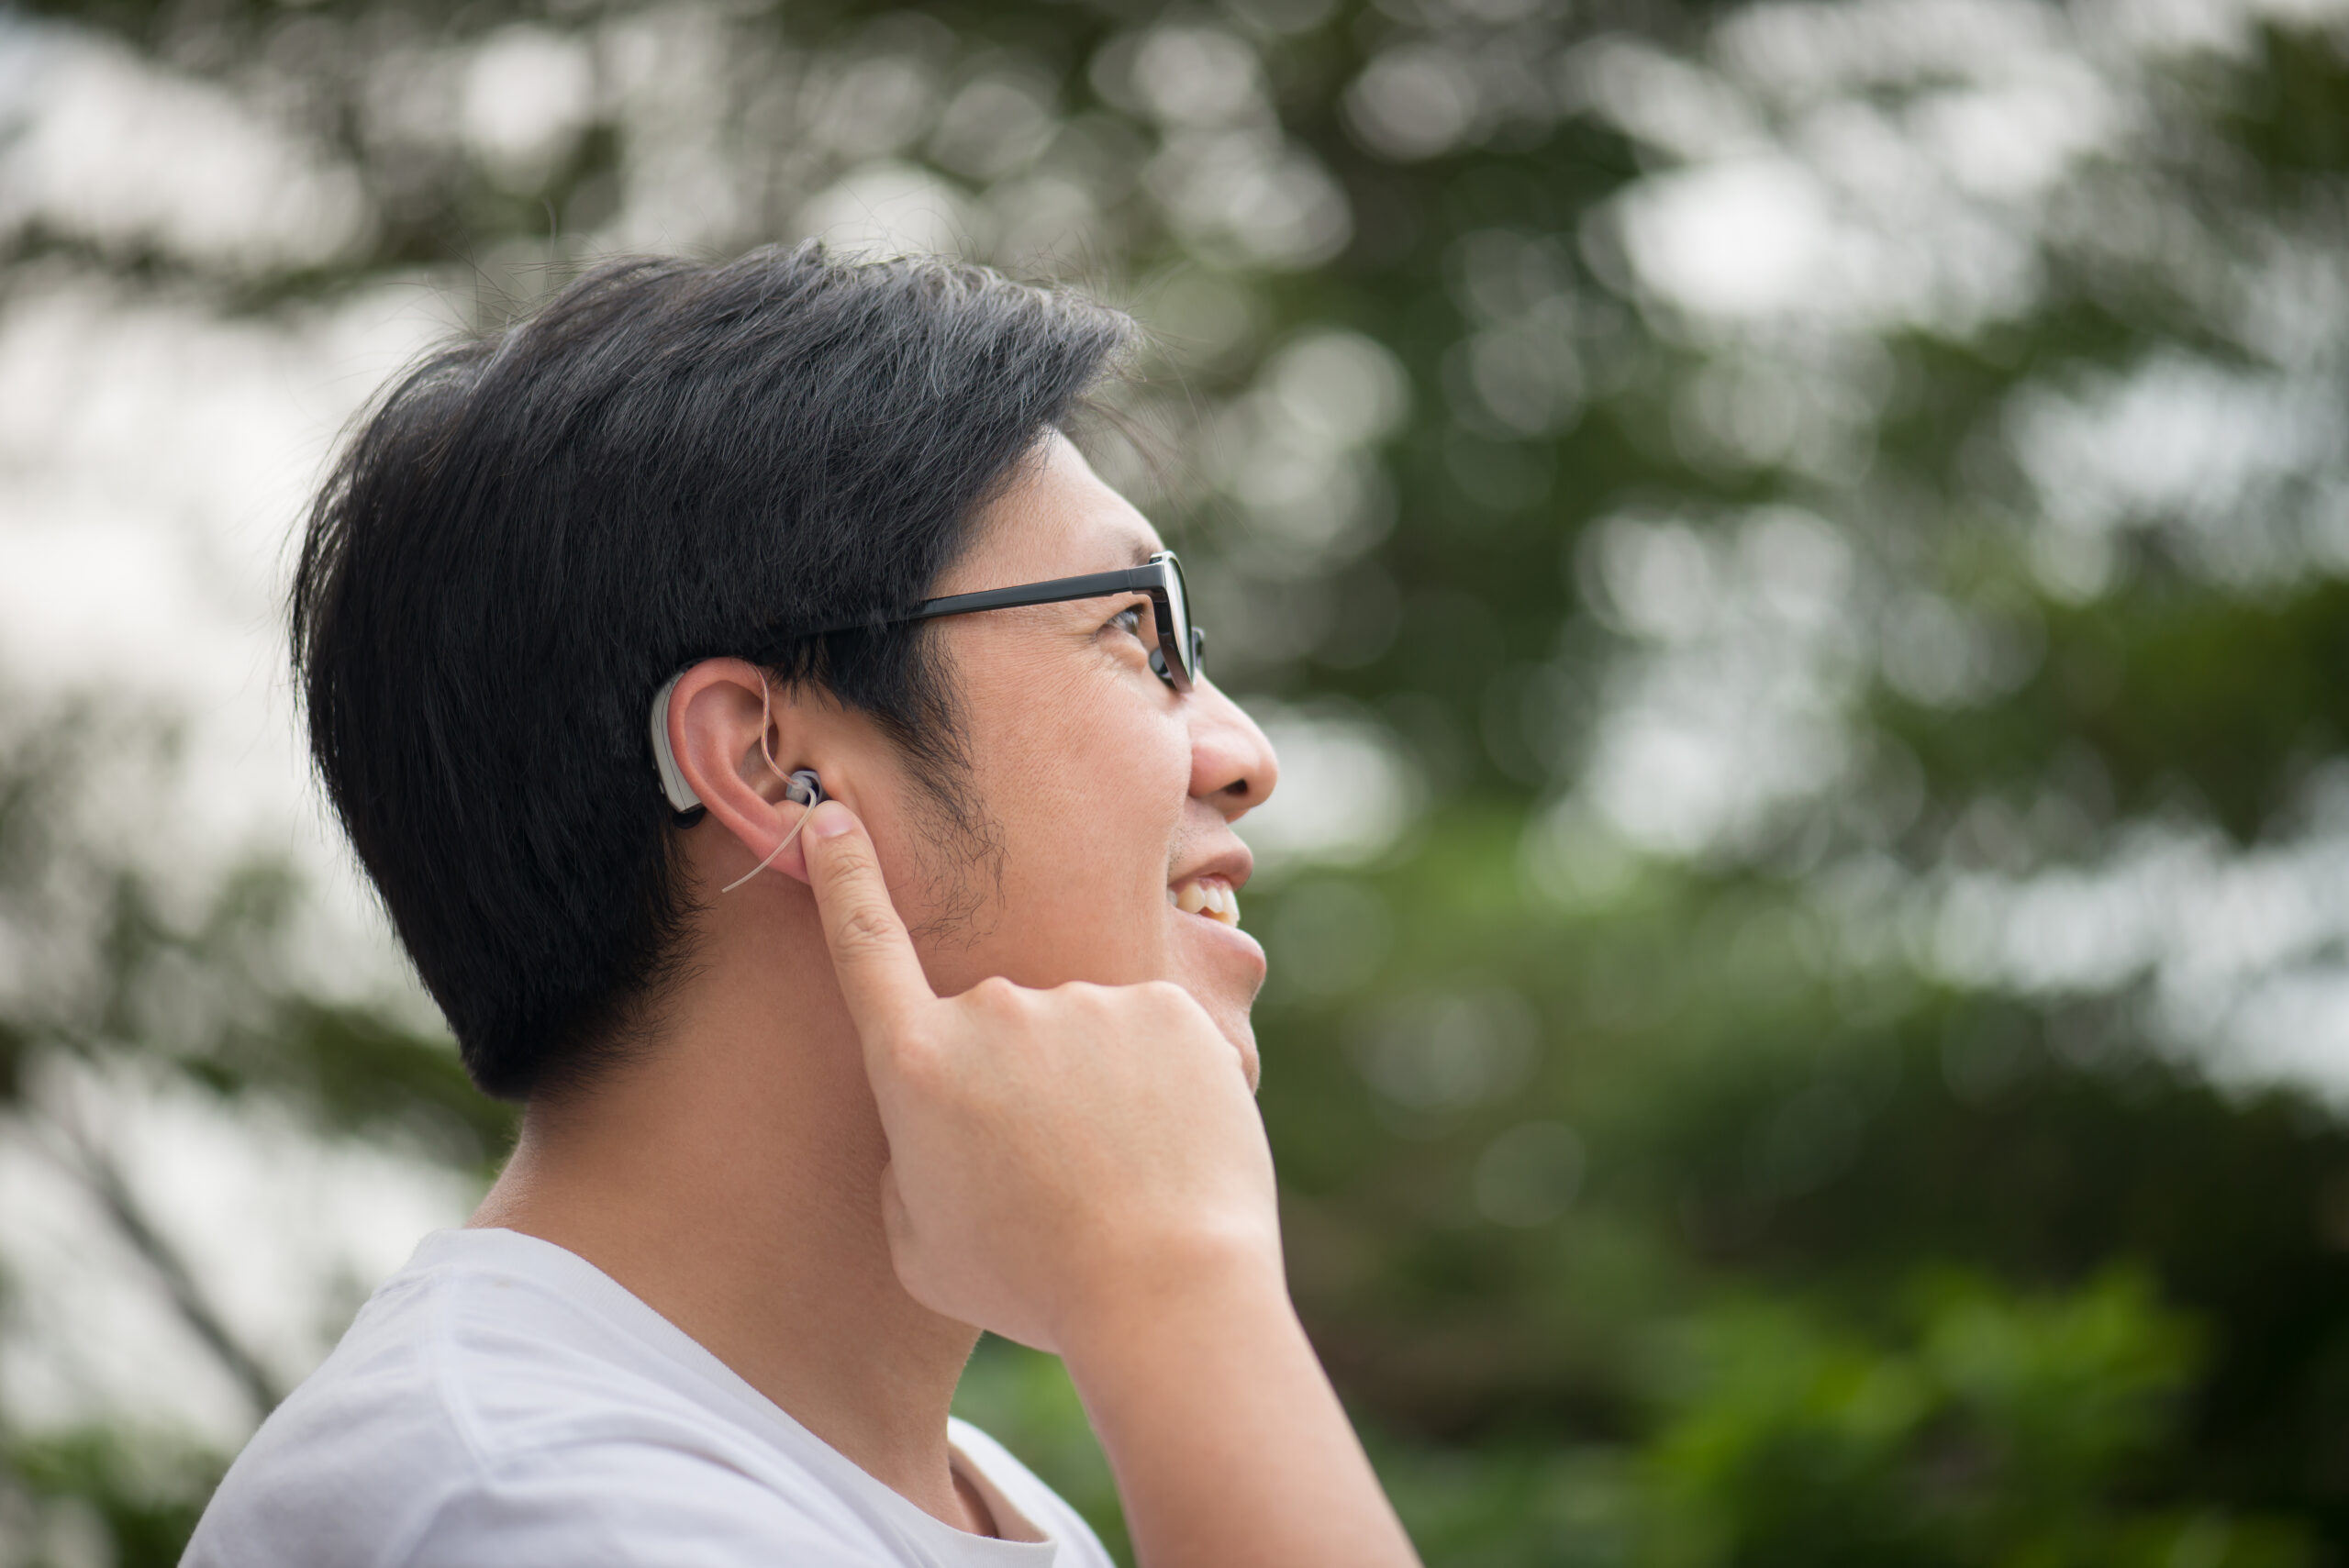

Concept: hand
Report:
left=799, top=799, right=1283, bottom=1351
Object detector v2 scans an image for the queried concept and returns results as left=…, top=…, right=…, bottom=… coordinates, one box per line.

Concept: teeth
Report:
left=1171, top=878, right=1240, bottom=927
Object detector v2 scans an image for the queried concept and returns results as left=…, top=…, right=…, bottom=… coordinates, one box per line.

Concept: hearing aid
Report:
left=648, top=672, right=828, bottom=893
left=719, top=765, right=824, bottom=894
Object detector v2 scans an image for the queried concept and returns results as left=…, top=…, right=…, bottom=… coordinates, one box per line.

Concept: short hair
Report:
left=292, top=245, right=1134, bottom=1099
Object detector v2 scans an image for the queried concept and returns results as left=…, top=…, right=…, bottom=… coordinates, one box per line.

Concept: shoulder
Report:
left=183, top=1230, right=907, bottom=1568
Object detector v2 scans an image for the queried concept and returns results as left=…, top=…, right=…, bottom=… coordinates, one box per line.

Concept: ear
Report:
left=666, top=658, right=830, bottom=887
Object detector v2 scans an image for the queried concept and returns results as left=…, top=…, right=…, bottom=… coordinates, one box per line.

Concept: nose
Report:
left=1188, top=675, right=1279, bottom=821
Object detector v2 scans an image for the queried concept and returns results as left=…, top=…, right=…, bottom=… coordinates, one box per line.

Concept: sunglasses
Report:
left=815, top=550, right=1205, bottom=692
left=653, top=553, right=1206, bottom=822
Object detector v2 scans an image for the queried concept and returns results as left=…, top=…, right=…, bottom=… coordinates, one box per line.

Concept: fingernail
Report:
left=805, top=800, right=853, bottom=840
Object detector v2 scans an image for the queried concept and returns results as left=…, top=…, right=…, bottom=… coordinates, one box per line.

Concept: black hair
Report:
left=292, top=244, right=1134, bottom=1099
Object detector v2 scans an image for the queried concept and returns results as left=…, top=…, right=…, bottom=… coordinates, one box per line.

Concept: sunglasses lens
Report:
left=1160, top=556, right=1184, bottom=666
left=1159, top=555, right=1194, bottom=681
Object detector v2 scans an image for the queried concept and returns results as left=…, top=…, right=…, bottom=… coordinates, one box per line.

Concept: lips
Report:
left=1169, top=874, right=1241, bottom=927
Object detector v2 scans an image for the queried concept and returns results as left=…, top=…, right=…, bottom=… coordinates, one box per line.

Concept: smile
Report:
left=1169, top=875, right=1241, bottom=928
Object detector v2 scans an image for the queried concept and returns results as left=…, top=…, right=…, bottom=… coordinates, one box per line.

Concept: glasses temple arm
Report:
left=800, top=564, right=1165, bottom=635
left=905, top=565, right=1162, bottom=623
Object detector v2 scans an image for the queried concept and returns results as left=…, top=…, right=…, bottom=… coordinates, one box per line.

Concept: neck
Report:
left=470, top=891, right=984, bottom=1532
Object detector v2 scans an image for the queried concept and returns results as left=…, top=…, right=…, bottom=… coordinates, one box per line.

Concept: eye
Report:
left=1107, top=603, right=1147, bottom=640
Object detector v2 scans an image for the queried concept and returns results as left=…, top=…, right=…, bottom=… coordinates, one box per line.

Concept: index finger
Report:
left=799, top=799, right=939, bottom=1040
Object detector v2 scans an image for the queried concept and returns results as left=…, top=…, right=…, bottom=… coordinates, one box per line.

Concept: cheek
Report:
left=977, top=684, right=1191, bottom=974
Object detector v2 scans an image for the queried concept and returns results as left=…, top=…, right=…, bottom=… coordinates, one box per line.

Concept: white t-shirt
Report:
left=183, top=1228, right=1116, bottom=1568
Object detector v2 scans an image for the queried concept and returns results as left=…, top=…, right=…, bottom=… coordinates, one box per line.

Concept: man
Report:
left=184, top=245, right=1419, bottom=1566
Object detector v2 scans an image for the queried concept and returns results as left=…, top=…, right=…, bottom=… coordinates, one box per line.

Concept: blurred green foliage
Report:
left=6, top=0, right=2349, bottom=1558
left=961, top=1266, right=2322, bottom=1565
left=6, top=1429, right=224, bottom=1568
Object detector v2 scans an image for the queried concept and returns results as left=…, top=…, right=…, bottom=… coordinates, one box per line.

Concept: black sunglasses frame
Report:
left=816, top=550, right=1203, bottom=692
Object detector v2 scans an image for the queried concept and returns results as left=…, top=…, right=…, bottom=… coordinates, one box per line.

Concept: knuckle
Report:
left=832, top=904, right=900, bottom=956
left=1058, top=981, right=1123, bottom=1023
left=1137, top=980, right=1198, bottom=1014
left=969, top=974, right=1020, bottom=1006
left=813, top=830, right=875, bottom=880
left=885, top=1023, right=951, bottom=1087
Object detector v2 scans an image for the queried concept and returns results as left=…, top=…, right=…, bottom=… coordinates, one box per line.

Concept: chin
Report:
left=1212, top=1006, right=1263, bottom=1093
left=1148, top=894, right=1268, bottom=1086
left=1171, top=936, right=1265, bottom=1090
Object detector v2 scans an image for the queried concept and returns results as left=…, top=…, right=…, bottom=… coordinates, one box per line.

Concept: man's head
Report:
left=294, top=246, right=1276, bottom=1101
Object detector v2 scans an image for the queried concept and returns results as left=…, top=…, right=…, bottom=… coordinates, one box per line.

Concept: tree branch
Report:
left=49, top=1119, right=285, bottom=1420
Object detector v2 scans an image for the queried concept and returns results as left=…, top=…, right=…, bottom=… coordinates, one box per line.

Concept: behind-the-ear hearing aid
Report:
left=649, top=672, right=827, bottom=894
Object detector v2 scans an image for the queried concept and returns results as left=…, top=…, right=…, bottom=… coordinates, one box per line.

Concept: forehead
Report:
left=941, top=431, right=1163, bottom=594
